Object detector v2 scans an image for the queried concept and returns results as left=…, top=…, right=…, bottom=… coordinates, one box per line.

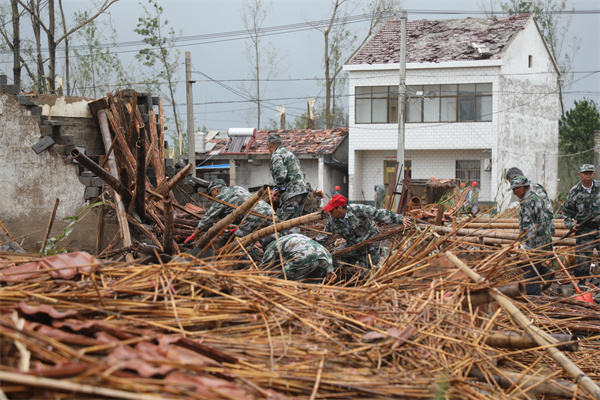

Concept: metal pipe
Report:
left=70, top=148, right=132, bottom=204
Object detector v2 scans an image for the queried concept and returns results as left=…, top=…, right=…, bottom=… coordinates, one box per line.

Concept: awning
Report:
left=196, top=163, right=231, bottom=170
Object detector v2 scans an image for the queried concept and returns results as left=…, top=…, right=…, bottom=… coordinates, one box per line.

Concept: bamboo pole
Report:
left=39, top=198, right=59, bottom=252
left=461, top=283, right=523, bottom=308
left=98, top=110, right=134, bottom=263
left=468, top=366, right=579, bottom=399
left=485, top=332, right=578, bottom=352
left=163, top=195, right=174, bottom=255
left=223, top=211, right=325, bottom=253
left=445, top=251, right=600, bottom=399
left=135, top=135, right=147, bottom=221
left=0, top=371, right=174, bottom=400
left=157, top=163, right=193, bottom=196
left=195, top=185, right=268, bottom=251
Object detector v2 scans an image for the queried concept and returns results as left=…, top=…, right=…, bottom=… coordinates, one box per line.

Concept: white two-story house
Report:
left=343, top=14, right=560, bottom=207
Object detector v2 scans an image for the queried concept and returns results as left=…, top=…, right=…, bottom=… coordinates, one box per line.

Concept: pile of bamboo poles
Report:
left=1, top=223, right=599, bottom=400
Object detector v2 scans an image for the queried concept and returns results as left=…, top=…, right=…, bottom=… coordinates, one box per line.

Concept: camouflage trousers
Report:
left=278, top=258, right=331, bottom=281
left=276, top=193, right=307, bottom=234
left=574, top=232, right=600, bottom=278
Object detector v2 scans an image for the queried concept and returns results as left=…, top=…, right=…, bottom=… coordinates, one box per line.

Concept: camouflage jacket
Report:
left=315, top=204, right=402, bottom=247
left=518, top=189, right=554, bottom=251
left=270, top=145, right=307, bottom=202
left=374, top=185, right=386, bottom=208
left=563, top=180, right=600, bottom=233
left=532, top=182, right=554, bottom=221
left=196, top=186, right=272, bottom=233
left=261, top=234, right=333, bottom=280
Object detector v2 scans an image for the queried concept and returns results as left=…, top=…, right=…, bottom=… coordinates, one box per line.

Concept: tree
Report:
left=485, top=0, right=580, bottom=113
left=558, top=99, right=600, bottom=190
left=0, top=0, right=119, bottom=93
left=134, top=0, right=183, bottom=151
left=70, top=11, right=129, bottom=98
left=239, top=0, right=281, bottom=129
left=315, top=0, right=400, bottom=129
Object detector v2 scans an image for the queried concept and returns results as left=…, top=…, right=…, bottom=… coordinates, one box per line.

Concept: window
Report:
left=355, top=86, right=398, bottom=123
left=406, top=83, right=492, bottom=123
left=456, top=160, right=481, bottom=186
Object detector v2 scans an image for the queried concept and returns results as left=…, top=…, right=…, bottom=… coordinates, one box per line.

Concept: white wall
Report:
left=348, top=65, right=500, bottom=202
left=496, top=19, right=560, bottom=206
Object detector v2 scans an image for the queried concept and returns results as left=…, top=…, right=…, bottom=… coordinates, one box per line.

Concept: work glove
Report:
left=184, top=234, right=197, bottom=244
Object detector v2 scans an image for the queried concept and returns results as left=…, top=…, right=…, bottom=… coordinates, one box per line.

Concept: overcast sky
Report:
left=1, top=0, right=598, bottom=135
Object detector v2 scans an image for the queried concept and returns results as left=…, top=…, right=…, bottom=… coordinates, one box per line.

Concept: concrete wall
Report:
left=347, top=65, right=499, bottom=202
left=496, top=19, right=560, bottom=207
left=0, top=94, right=116, bottom=253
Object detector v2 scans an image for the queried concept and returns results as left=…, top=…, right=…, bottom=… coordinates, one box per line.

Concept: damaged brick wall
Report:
left=0, top=91, right=117, bottom=253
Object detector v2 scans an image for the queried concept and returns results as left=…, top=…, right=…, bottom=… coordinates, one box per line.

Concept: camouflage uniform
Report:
left=518, top=187, right=554, bottom=295
left=315, top=203, right=403, bottom=269
left=261, top=234, right=333, bottom=281
left=532, top=182, right=554, bottom=220
left=374, top=184, right=386, bottom=209
left=196, top=185, right=274, bottom=246
left=270, top=145, right=308, bottom=230
left=563, top=180, right=600, bottom=278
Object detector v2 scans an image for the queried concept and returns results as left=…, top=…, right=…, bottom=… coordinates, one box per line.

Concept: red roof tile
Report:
left=349, top=14, right=532, bottom=65
left=203, top=128, right=348, bottom=156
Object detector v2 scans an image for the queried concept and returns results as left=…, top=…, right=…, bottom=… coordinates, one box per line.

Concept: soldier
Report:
left=185, top=179, right=275, bottom=248
left=511, top=176, right=554, bottom=296
left=267, top=134, right=308, bottom=228
left=506, top=166, right=554, bottom=219
left=261, top=234, right=336, bottom=282
left=316, top=194, right=411, bottom=270
left=563, top=164, right=600, bottom=287
left=374, top=183, right=387, bottom=209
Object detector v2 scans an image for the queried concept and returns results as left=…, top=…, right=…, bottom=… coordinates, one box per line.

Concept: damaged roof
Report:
left=348, top=14, right=532, bottom=65
left=203, top=128, right=348, bottom=156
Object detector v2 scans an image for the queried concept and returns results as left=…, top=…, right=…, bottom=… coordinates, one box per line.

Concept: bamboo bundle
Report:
left=1, top=224, right=599, bottom=400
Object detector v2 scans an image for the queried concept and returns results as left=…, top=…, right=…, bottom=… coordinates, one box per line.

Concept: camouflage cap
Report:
left=207, top=179, right=227, bottom=193
left=508, top=175, right=530, bottom=191
left=579, top=164, right=595, bottom=173
left=267, top=133, right=282, bottom=144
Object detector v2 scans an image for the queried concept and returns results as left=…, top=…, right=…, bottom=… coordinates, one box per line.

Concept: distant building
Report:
left=193, top=128, right=348, bottom=202
left=343, top=14, right=560, bottom=207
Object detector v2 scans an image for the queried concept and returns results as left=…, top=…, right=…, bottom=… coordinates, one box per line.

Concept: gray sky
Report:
left=2, top=0, right=598, bottom=134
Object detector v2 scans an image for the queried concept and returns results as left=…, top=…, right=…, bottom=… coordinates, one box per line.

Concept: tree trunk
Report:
left=255, top=29, right=261, bottom=129
left=11, top=0, right=21, bottom=90
left=30, top=0, right=45, bottom=92
left=47, top=0, right=55, bottom=93
left=58, top=0, right=69, bottom=95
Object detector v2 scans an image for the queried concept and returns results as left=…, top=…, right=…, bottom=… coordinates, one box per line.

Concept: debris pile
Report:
left=2, top=227, right=600, bottom=399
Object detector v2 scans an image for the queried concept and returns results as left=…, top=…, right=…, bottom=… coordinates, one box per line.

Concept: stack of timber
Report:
left=1, top=225, right=600, bottom=400
left=79, top=90, right=207, bottom=260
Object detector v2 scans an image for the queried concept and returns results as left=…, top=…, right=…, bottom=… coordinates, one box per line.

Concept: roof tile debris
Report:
left=349, top=14, right=532, bottom=65
left=203, top=128, right=348, bottom=156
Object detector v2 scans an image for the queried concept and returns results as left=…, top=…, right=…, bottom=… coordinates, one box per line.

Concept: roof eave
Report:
left=344, top=59, right=504, bottom=72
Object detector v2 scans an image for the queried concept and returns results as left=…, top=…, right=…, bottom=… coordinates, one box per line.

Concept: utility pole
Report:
left=397, top=11, right=407, bottom=167
left=396, top=11, right=407, bottom=190
left=594, top=130, right=600, bottom=170
left=186, top=51, right=196, bottom=177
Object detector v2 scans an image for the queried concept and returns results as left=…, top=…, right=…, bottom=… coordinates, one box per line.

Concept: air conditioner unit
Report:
left=483, top=159, right=492, bottom=171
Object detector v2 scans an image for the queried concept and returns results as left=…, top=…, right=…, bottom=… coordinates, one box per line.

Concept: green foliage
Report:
left=41, top=201, right=104, bottom=256
left=433, top=370, right=449, bottom=400
left=558, top=99, right=600, bottom=190
left=72, top=11, right=129, bottom=98
left=134, top=0, right=183, bottom=142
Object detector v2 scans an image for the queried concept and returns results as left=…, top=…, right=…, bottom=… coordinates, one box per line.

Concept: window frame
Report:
left=354, top=86, right=399, bottom=124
